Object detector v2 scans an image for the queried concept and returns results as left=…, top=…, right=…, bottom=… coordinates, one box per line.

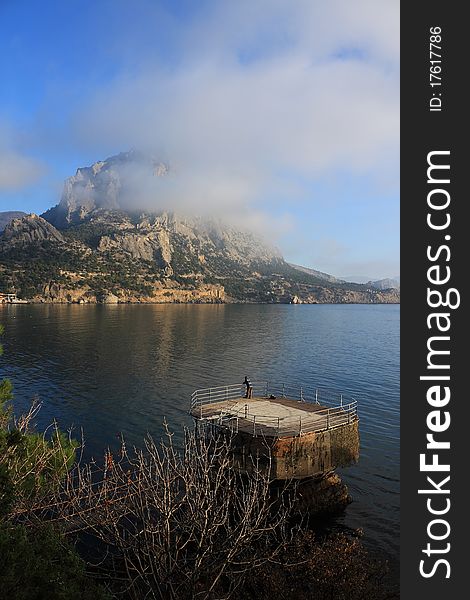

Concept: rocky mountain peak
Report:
left=0, top=211, right=27, bottom=232
left=42, top=151, right=170, bottom=228
left=2, top=213, right=64, bottom=245
left=0, top=198, right=400, bottom=305
left=0, top=152, right=400, bottom=306
left=37, top=151, right=282, bottom=267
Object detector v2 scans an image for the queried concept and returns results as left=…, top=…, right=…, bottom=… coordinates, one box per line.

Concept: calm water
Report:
left=0, top=304, right=399, bottom=564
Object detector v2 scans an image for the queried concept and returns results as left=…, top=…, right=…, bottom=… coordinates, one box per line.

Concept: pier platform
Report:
left=190, top=382, right=360, bottom=479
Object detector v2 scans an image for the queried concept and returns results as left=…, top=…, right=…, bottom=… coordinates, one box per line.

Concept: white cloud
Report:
left=1, top=0, right=399, bottom=275
left=0, top=122, right=45, bottom=191
left=0, top=150, right=45, bottom=191
left=72, top=0, right=399, bottom=220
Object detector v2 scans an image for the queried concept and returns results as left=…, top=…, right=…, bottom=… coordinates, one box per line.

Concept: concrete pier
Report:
left=190, top=382, right=360, bottom=480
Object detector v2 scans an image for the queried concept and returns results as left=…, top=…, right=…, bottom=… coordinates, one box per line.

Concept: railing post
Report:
left=340, top=394, right=343, bottom=408
left=300, top=386, right=304, bottom=402
left=282, top=383, right=285, bottom=398
left=315, top=389, right=318, bottom=404
left=245, top=404, right=248, bottom=418
left=327, top=409, right=330, bottom=429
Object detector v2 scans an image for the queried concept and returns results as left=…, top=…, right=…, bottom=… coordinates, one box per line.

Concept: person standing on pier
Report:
left=243, top=376, right=253, bottom=399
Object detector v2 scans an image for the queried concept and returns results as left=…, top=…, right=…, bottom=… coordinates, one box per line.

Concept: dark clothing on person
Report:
left=243, top=376, right=253, bottom=399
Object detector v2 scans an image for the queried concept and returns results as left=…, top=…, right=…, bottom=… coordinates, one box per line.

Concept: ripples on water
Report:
left=1, top=304, right=399, bottom=564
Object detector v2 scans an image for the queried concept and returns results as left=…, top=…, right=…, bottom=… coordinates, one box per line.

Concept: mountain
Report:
left=0, top=211, right=27, bottom=232
left=341, top=274, right=400, bottom=290
left=0, top=153, right=399, bottom=305
left=288, top=263, right=343, bottom=284
left=367, top=277, right=400, bottom=290
left=341, top=275, right=373, bottom=284
left=42, top=150, right=169, bottom=228
left=2, top=213, right=64, bottom=245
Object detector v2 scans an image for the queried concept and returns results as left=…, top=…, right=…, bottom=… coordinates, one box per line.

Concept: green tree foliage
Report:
left=1, top=326, right=78, bottom=515
left=0, top=325, right=110, bottom=599
left=0, top=524, right=109, bottom=600
left=0, top=426, right=78, bottom=513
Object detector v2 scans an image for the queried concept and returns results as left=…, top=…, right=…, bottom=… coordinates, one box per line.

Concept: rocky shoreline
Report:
left=18, top=295, right=400, bottom=305
left=1, top=152, right=400, bottom=306
left=19, top=279, right=399, bottom=305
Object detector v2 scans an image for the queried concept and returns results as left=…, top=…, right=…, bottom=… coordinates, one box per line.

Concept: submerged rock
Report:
left=294, top=472, right=351, bottom=515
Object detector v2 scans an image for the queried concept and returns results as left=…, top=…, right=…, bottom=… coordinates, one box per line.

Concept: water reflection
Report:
left=1, top=303, right=399, bottom=563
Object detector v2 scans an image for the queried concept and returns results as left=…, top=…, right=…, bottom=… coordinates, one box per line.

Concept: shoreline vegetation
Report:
left=0, top=327, right=398, bottom=599
left=0, top=192, right=399, bottom=306
left=2, top=298, right=400, bottom=305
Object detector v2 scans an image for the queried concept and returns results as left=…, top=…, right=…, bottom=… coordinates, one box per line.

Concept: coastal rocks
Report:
left=42, top=282, right=62, bottom=301
left=40, top=282, right=95, bottom=304
left=33, top=282, right=225, bottom=305
left=293, top=472, right=351, bottom=515
left=272, top=472, right=352, bottom=517
left=150, top=284, right=225, bottom=303
left=97, top=292, right=119, bottom=304
left=270, top=472, right=352, bottom=518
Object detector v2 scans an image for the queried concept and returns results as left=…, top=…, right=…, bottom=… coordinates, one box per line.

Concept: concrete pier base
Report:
left=230, top=420, right=359, bottom=480
left=191, top=384, right=360, bottom=514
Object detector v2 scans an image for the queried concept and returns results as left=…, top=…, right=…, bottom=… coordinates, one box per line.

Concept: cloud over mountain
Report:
left=0, top=0, right=399, bottom=278
left=73, top=1, right=399, bottom=207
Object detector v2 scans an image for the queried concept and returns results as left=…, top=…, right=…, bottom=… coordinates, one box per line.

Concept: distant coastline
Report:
left=0, top=155, right=400, bottom=307
left=1, top=296, right=400, bottom=305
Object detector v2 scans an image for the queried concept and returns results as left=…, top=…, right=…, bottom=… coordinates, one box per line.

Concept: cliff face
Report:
left=0, top=153, right=399, bottom=305
left=37, top=280, right=225, bottom=305
left=2, top=213, right=64, bottom=244
left=42, top=150, right=170, bottom=228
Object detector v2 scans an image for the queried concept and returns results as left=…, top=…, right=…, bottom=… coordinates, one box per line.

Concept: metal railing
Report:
left=190, top=383, right=245, bottom=410
left=190, top=381, right=358, bottom=437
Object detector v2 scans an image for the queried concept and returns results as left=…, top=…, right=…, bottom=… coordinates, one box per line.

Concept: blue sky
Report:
left=0, top=0, right=399, bottom=279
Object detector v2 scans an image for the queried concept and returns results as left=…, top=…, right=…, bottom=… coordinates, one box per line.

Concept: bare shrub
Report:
left=242, top=530, right=396, bottom=600
left=23, top=424, right=293, bottom=599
